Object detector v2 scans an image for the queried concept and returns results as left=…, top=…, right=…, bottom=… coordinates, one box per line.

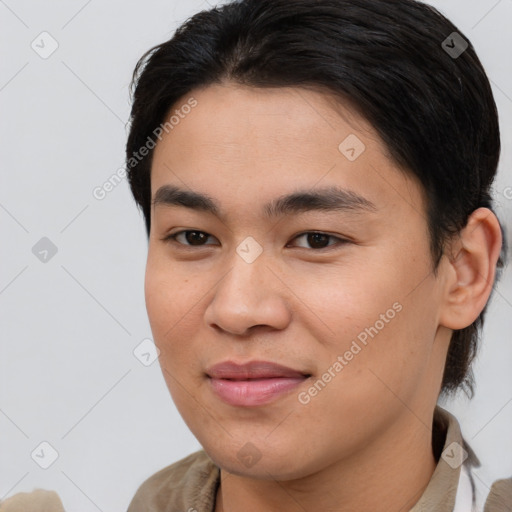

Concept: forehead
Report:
left=150, top=83, right=424, bottom=221
left=153, top=83, right=376, bottom=165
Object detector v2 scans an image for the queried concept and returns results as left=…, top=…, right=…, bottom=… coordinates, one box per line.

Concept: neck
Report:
left=215, top=410, right=438, bottom=512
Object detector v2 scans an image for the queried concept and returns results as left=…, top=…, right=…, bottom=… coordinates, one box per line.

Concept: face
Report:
left=145, top=83, right=451, bottom=479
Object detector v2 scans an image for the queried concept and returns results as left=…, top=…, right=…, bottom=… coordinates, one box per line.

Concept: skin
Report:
left=145, top=82, right=502, bottom=512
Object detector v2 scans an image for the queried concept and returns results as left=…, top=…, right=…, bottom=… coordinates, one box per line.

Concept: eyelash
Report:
left=161, top=230, right=350, bottom=251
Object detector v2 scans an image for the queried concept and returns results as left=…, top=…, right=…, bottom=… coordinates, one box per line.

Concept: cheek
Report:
left=145, top=251, right=199, bottom=331
left=144, top=258, right=195, bottom=361
left=144, top=267, right=175, bottom=340
left=144, top=264, right=202, bottom=407
left=334, top=291, right=439, bottom=409
left=289, top=260, right=404, bottom=345
left=299, top=256, right=437, bottom=388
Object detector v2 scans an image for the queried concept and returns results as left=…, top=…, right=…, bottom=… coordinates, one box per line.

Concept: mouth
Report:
left=206, top=360, right=311, bottom=407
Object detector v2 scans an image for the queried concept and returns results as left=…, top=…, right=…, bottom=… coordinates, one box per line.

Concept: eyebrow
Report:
left=152, top=184, right=377, bottom=220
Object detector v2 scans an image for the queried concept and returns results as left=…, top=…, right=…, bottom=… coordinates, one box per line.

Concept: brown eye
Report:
left=289, top=232, right=349, bottom=250
left=164, top=230, right=217, bottom=246
left=306, top=233, right=330, bottom=249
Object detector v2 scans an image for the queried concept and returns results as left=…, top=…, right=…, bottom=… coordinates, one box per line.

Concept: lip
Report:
left=206, top=360, right=310, bottom=407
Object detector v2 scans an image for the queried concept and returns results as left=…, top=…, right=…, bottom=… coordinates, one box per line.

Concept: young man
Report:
left=122, top=0, right=511, bottom=511
left=1, top=0, right=508, bottom=511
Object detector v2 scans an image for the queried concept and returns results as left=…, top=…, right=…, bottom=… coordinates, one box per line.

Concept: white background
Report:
left=1, top=0, right=511, bottom=510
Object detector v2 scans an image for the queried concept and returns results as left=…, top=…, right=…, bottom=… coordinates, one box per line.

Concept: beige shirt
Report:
left=0, top=490, right=65, bottom=512
left=1, top=407, right=510, bottom=511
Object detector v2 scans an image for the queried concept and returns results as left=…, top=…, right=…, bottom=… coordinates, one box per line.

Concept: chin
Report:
left=201, top=440, right=314, bottom=481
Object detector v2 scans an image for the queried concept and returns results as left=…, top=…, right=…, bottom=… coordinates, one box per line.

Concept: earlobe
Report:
left=439, top=207, right=502, bottom=330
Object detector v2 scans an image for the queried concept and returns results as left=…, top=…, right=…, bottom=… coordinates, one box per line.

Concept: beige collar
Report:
left=410, top=405, right=479, bottom=512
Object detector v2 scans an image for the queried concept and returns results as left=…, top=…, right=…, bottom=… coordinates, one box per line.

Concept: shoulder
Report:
left=484, top=477, right=512, bottom=512
left=127, top=450, right=220, bottom=512
left=0, top=489, right=65, bottom=511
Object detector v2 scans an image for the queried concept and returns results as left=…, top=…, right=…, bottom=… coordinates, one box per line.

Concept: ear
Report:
left=439, top=207, right=503, bottom=330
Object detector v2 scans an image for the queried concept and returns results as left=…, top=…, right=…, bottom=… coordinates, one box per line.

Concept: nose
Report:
left=203, top=248, right=292, bottom=337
